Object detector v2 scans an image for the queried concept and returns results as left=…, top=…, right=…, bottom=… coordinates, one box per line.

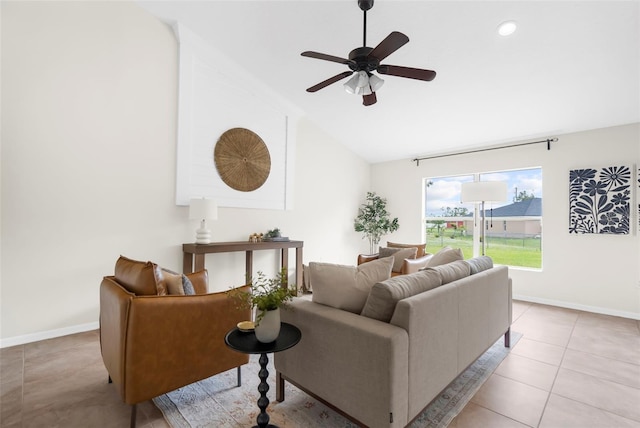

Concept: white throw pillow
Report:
left=310, top=256, right=394, bottom=313
left=379, top=247, right=418, bottom=272
left=423, top=246, right=464, bottom=268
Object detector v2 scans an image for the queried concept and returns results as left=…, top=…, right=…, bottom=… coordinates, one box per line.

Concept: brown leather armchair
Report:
left=99, top=256, right=251, bottom=427
left=357, top=241, right=433, bottom=276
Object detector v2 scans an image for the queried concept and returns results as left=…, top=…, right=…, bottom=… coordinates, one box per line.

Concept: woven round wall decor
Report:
left=214, top=128, right=271, bottom=192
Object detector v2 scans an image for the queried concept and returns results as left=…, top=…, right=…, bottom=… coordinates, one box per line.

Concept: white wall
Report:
left=0, top=1, right=370, bottom=346
left=372, top=123, right=640, bottom=319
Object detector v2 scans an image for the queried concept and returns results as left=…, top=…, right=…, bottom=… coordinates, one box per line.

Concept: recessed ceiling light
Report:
left=498, top=21, right=517, bottom=37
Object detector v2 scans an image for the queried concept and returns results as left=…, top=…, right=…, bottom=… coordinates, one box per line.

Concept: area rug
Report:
left=154, top=332, right=521, bottom=428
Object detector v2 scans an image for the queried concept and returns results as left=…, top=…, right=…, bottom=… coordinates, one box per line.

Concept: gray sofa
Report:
left=274, top=258, right=512, bottom=428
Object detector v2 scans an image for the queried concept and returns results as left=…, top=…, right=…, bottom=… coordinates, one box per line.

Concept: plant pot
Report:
left=255, top=308, right=281, bottom=343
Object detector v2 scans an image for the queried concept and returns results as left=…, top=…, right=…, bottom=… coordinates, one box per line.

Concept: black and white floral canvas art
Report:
left=569, top=165, right=631, bottom=234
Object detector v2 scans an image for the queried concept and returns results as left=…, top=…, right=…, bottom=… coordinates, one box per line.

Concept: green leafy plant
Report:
left=265, top=228, right=282, bottom=238
left=354, top=191, right=399, bottom=254
left=227, top=268, right=295, bottom=325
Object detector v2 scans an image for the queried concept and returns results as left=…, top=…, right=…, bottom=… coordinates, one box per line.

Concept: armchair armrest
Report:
left=357, top=253, right=379, bottom=265
left=401, top=254, right=433, bottom=275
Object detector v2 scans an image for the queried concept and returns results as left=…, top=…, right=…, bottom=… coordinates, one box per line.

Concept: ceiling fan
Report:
left=301, top=0, right=436, bottom=106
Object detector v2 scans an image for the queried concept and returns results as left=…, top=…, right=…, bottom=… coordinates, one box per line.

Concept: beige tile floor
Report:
left=1, top=300, right=639, bottom=427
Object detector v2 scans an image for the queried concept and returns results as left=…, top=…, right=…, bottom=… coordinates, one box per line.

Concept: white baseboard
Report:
left=513, top=294, right=640, bottom=321
left=0, top=321, right=99, bottom=349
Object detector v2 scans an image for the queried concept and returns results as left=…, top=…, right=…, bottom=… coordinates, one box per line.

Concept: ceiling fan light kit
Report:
left=302, top=0, right=436, bottom=106
left=498, top=21, right=518, bottom=36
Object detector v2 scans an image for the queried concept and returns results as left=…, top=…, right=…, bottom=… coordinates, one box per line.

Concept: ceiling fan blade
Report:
left=377, top=64, right=437, bottom=81
left=368, top=31, right=409, bottom=62
left=306, top=71, right=354, bottom=93
left=362, top=92, right=377, bottom=106
left=301, top=51, right=354, bottom=66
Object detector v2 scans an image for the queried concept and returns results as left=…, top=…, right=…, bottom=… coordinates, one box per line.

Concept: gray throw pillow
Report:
left=465, top=256, right=494, bottom=274
left=182, top=274, right=196, bottom=295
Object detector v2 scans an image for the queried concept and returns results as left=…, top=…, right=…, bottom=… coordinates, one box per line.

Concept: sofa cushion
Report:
left=310, top=256, right=394, bottom=314
left=360, top=269, right=442, bottom=322
left=379, top=246, right=418, bottom=272
left=114, top=255, right=165, bottom=295
left=465, top=256, right=494, bottom=274
left=387, top=241, right=426, bottom=258
left=423, top=246, right=464, bottom=268
left=426, top=260, right=471, bottom=284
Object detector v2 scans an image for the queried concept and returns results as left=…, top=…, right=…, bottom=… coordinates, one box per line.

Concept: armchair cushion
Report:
left=310, top=256, right=394, bottom=314
left=165, top=272, right=185, bottom=295
left=114, top=255, right=166, bottom=296
left=387, top=241, right=427, bottom=258
left=161, top=268, right=197, bottom=295
left=379, top=247, right=418, bottom=272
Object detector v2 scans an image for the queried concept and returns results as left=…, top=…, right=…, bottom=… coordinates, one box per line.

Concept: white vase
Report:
left=255, top=308, right=281, bottom=343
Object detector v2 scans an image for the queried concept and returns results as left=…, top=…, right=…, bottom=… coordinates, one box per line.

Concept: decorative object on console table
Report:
left=354, top=191, right=399, bottom=254
left=227, top=269, right=294, bottom=343
left=461, top=181, right=508, bottom=255
left=189, top=198, right=218, bottom=244
left=263, top=227, right=290, bottom=242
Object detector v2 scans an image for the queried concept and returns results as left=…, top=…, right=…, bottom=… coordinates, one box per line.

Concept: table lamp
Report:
left=460, top=181, right=507, bottom=255
left=189, top=198, right=218, bottom=244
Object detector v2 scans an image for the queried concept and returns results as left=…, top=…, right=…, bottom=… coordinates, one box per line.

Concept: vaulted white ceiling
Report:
left=138, top=1, right=640, bottom=163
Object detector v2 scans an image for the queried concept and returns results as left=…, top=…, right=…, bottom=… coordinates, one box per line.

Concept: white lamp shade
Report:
left=369, top=74, right=384, bottom=91
left=460, top=181, right=508, bottom=203
left=344, top=74, right=359, bottom=94
left=189, top=198, right=218, bottom=220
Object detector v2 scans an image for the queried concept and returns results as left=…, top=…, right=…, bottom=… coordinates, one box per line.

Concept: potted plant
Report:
left=354, top=191, right=400, bottom=254
left=228, top=268, right=295, bottom=343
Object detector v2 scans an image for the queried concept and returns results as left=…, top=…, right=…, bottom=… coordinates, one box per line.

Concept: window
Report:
left=423, top=168, right=542, bottom=269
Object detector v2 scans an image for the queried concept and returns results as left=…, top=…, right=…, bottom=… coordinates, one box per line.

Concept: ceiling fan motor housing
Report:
left=348, top=47, right=379, bottom=73
left=358, top=0, right=374, bottom=11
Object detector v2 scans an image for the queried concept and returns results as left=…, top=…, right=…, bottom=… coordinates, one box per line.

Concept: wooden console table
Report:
left=182, top=240, right=304, bottom=292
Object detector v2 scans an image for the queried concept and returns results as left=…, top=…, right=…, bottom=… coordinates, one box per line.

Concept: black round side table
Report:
left=224, top=322, right=301, bottom=428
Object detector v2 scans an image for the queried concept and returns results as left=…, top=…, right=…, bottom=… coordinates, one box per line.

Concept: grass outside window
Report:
left=425, top=232, right=542, bottom=269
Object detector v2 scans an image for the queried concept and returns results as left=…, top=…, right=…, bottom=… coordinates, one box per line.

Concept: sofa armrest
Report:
left=275, top=298, right=409, bottom=427
left=401, top=254, right=433, bottom=275
left=357, top=253, right=379, bottom=265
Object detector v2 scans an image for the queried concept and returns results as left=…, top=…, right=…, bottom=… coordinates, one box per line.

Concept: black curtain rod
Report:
left=412, top=137, right=558, bottom=166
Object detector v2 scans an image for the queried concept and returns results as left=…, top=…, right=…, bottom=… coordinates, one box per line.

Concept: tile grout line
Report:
left=533, top=310, right=580, bottom=427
